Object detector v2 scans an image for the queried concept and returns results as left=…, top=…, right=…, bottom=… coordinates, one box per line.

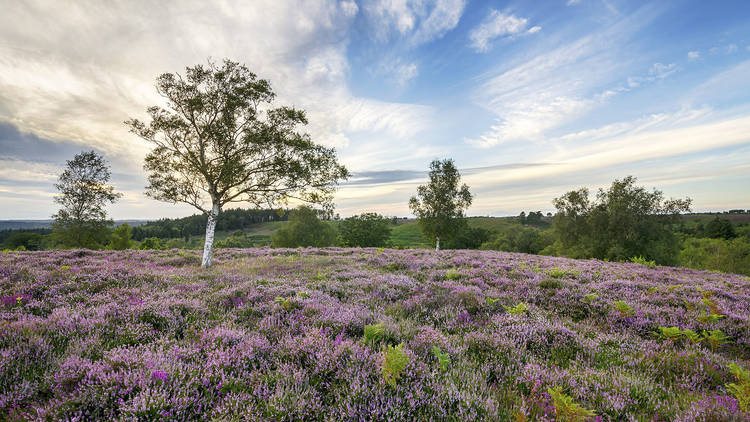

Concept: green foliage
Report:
left=581, top=293, right=598, bottom=303
left=481, top=225, right=553, bottom=254
left=696, top=312, right=725, bottom=324
left=486, top=297, right=501, bottom=306
left=445, top=268, right=462, bottom=280
left=139, top=237, right=163, bottom=250
left=274, top=296, right=298, bottom=312
left=126, top=59, right=348, bottom=267
left=443, top=222, right=493, bottom=249
left=504, top=302, right=528, bottom=316
left=3, top=232, right=44, bottom=251
left=338, top=213, right=392, bottom=247
left=726, top=363, right=750, bottom=412
left=613, top=300, right=635, bottom=317
left=629, top=256, right=656, bottom=267
left=544, top=267, right=579, bottom=278
left=657, top=326, right=683, bottom=342
left=681, top=329, right=702, bottom=344
left=547, top=386, right=596, bottom=422
left=680, top=237, right=750, bottom=276
left=431, top=346, right=451, bottom=372
left=271, top=206, right=337, bottom=248
left=702, top=330, right=730, bottom=352
left=363, top=322, right=386, bottom=346
left=705, top=217, right=737, bottom=239
left=382, top=343, right=410, bottom=387
left=551, top=176, right=690, bottom=265
left=107, top=223, right=133, bottom=250
left=408, top=159, right=472, bottom=250
left=52, top=150, right=121, bottom=249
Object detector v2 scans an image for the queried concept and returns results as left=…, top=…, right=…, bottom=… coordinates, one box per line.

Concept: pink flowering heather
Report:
left=0, top=247, right=748, bottom=420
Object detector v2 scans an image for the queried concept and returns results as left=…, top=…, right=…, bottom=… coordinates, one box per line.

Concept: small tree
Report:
left=126, top=59, right=348, bottom=267
left=271, top=206, right=337, bottom=248
left=107, top=223, right=133, bottom=250
left=52, top=151, right=121, bottom=249
left=409, top=159, right=472, bottom=250
left=339, top=213, right=392, bottom=247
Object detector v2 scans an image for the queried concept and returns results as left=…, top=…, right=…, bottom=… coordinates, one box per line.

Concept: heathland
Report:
left=1, top=247, right=748, bottom=420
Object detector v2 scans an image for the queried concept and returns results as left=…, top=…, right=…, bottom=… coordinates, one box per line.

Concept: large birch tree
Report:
left=126, top=60, right=348, bottom=267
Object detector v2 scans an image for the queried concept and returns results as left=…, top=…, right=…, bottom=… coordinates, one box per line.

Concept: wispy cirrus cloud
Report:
left=466, top=6, right=671, bottom=148
left=363, top=0, right=467, bottom=46
left=468, top=10, right=540, bottom=53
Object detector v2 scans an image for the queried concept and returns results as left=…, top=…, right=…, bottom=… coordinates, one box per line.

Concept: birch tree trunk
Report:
left=435, top=236, right=440, bottom=251
left=201, top=202, right=220, bottom=268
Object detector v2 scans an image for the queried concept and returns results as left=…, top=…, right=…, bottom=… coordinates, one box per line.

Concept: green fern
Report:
left=547, top=386, right=596, bottom=421
left=697, top=312, right=725, bottom=324
left=382, top=343, right=410, bottom=387
left=657, top=326, right=683, bottom=342
left=486, top=297, right=501, bottom=306
left=613, top=300, right=634, bottom=317
left=504, top=302, right=528, bottom=316
left=431, top=346, right=451, bottom=372
left=726, top=363, right=750, bottom=412
left=702, top=329, right=730, bottom=352
left=581, top=293, right=598, bottom=303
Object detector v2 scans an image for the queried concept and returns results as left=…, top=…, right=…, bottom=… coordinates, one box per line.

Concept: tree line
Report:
left=4, top=57, right=748, bottom=275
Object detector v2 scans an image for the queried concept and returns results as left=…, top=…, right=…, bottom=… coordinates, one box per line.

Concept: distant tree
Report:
left=409, top=159, right=473, bottom=250
left=271, top=206, right=337, bottom=248
left=107, top=223, right=133, bottom=250
left=518, top=211, right=526, bottom=225
left=52, top=151, right=121, bottom=249
left=4, top=232, right=43, bottom=251
left=526, top=211, right=544, bottom=226
left=444, top=223, right=493, bottom=249
left=552, top=176, right=691, bottom=264
left=339, top=213, right=392, bottom=247
left=139, top=237, right=163, bottom=250
left=481, top=225, right=552, bottom=254
left=704, top=217, right=736, bottom=239
left=126, top=59, right=348, bottom=267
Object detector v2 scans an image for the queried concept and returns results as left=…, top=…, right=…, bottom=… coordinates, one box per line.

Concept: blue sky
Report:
left=0, top=0, right=749, bottom=219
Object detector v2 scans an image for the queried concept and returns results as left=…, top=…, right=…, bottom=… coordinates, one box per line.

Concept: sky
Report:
left=1, top=0, right=749, bottom=220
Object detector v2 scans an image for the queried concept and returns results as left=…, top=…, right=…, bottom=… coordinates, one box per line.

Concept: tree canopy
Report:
left=409, top=159, right=472, bottom=250
left=126, top=59, right=348, bottom=266
left=551, top=176, right=691, bottom=264
left=51, top=150, right=120, bottom=249
left=338, top=213, right=392, bottom=247
left=271, top=206, right=337, bottom=248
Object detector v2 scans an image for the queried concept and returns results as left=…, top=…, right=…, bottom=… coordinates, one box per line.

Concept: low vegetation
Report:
left=1, top=248, right=748, bottom=419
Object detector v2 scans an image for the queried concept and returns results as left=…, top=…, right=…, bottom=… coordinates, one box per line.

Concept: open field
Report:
left=1, top=248, right=749, bottom=420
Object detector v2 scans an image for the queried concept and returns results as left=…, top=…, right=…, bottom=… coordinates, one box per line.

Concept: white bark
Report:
left=201, top=202, right=220, bottom=268
left=435, top=236, right=440, bottom=251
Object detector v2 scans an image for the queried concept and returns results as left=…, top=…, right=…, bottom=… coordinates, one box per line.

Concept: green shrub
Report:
left=382, top=343, right=410, bottom=387
left=629, top=256, right=656, bottom=267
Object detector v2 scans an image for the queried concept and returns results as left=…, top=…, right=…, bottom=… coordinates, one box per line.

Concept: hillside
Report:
left=1, top=248, right=748, bottom=420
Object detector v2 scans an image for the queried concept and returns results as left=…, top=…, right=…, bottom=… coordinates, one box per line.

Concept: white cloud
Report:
left=364, top=0, right=467, bottom=46
left=567, top=0, right=582, bottom=5
left=687, top=50, right=700, bottom=60
left=466, top=8, right=671, bottom=147
left=469, top=10, right=538, bottom=52
left=0, top=0, right=440, bottom=218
